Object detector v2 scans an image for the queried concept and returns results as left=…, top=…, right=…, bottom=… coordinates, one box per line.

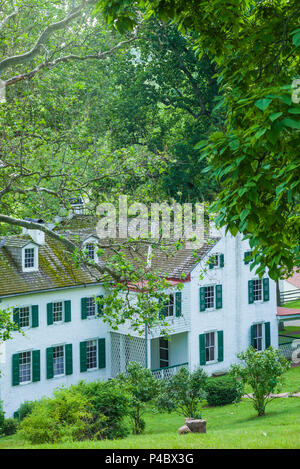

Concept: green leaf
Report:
left=255, top=99, right=272, bottom=111
left=281, top=118, right=300, bottom=130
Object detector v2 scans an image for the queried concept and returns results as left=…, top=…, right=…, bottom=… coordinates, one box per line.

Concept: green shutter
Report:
left=12, top=353, right=19, bottom=386
left=32, top=350, right=40, bottom=382
left=218, top=331, right=224, bottom=362
left=248, top=280, right=254, bottom=304
left=81, top=297, right=87, bottom=320
left=97, top=295, right=104, bottom=317
left=208, top=256, right=214, bottom=269
left=98, top=338, right=106, bottom=369
left=13, top=308, right=19, bottom=328
left=250, top=325, right=255, bottom=347
left=64, top=300, right=71, bottom=322
left=175, top=292, right=182, bottom=317
left=46, top=347, right=53, bottom=379
left=31, top=305, right=39, bottom=328
left=244, top=251, right=252, bottom=265
left=199, top=334, right=206, bottom=366
left=47, top=303, right=53, bottom=325
left=263, top=278, right=270, bottom=302
left=80, top=341, right=87, bottom=372
left=219, top=254, right=224, bottom=268
left=65, top=344, right=73, bottom=375
left=159, top=302, right=166, bottom=319
left=200, top=287, right=206, bottom=312
left=216, top=285, right=223, bottom=309
left=265, top=322, right=271, bottom=348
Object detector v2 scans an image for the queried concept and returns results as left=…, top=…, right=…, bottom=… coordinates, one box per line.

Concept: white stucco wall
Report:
left=0, top=284, right=109, bottom=417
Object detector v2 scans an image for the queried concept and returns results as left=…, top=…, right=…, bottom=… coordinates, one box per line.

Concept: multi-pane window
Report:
left=86, top=340, right=97, bottom=369
left=19, top=307, right=30, bottom=328
left=19, top=351, right=31, bottom=383
left=53, top=302, right=63, bottom=322
left=86, top=297, right=96, bottom=317
left=253, top=324, right=263, bottom=351
left=205, top=332, right=216, bottom=362
left=24, top=248, right=35, bottom=268
left=159, top=338, right=169, bottom=368
left=253, top=279, right=262, bottom=301
left=205, top=286, right=215, bottom=309
left=209, top=255, right=219, bottom=268
left=85, top=244, right=95, bottom=260
left=164, top=294, right=174, bottom=317
left=53, top=346, right=64, bottom=376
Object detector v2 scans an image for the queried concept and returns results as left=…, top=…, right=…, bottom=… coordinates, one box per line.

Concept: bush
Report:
left=157, top=367, right=208, bottom=419
left=205, top=376, right=244, bottom=406
left=76, top=380, right=130, bottom=439
left=3, top=418, right=19, bottom=436
left=15, top=400, right=36, bottom=422
left=0, top=401, right=5, bottom=435
left=117, top=361, right=159, bottom=434
left=231, top=346, right=290, bottom=416
left=19, top=380, right=130, bottom=444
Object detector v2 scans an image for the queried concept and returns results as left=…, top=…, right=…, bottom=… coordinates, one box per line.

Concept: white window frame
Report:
left=204, top=285, right=215, bottom=310
left=86, top=297, right=97, bottom=318
left=164, top=293, right=175, bottom=318
left=86, top=339, right=98, bottom=370
left=209, top=253, right=221, bottom=269
left=22, top=243, right=39, bottom=272
left=204, top=331, right=217, bottom=364
left=52, top=301, right=64, bottom=323
left=252, top=278, right=263, bottom=303
left=253, top=323, right=264, bottom=351
left=19, top=350, right=32, bottom=385
left=19, top=305, right=31, bottom=329
left=83, top=237, right=98, bottom=262
left=52, top=344, right=65, bottom=377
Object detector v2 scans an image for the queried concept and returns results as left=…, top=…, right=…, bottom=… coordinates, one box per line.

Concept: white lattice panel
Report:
left=110, top=332, right=146, bottom=377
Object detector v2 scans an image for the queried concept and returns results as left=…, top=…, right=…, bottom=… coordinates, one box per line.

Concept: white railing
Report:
left=151, top=362, right=188, bottom=380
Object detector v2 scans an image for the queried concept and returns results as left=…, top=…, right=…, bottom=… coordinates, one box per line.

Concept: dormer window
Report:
left=86, top=243, right=95, bottom=260
left=22, top=244, right=38, bottom=272
left=24, top=248, right=35, bottom=268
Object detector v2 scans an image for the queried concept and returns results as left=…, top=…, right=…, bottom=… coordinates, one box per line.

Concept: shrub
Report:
left=3, top=418, right=19, bottom=436
left=76, top=380, right=130, bottom=439
left=157, top=366, right=208, bottom=419
left=15, top=400, right=36, bottom=422
left=205, top=375, right=244, bottom=406
left=117, top=361, right=159, bottom=434
left=0, top=401, right=5, bottom=435
left=231, top=346, right=290, bottom=416
left=19, top=380, right=131, bottom=444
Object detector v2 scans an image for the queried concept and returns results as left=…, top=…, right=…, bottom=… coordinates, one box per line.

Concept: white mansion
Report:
left=0, top=214, right=278, bottom=417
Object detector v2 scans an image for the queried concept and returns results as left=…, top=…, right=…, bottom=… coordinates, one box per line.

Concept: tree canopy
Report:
left=95, top=0, right=300, bottom=279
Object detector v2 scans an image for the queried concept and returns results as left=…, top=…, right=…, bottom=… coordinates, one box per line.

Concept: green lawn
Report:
left=284, top=299, right=300, bottom=309
left=1, top=367, right=300, bottom=449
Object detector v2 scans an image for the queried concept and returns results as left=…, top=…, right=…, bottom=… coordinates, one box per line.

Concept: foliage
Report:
left=74, top=380, right=130, bottom=440
left=15, top=401, right=37, bottom=422
left=0, top=307, right=20, bottom=344
left=230, top=347, right=290, bottom=417
left=157, top=366, right=208, bottom=418
left=2, top=418, right=19, bottom=436
left=19, top=380, right=131, bottom=444
left=117, top=361, right=159, bottom=434
left=0, top=402, right=4, bottom=435
left=96, top=0, right=300, bottom=278
left=205, top=375, right=244, bottom=407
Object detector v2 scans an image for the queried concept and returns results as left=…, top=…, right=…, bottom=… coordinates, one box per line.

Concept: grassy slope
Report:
left=284, top=299, right=300, bottom=309
left=1, top=368, right=300, bottom=449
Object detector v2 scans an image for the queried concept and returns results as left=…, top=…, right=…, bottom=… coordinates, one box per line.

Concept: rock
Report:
left=178, top=425, right=191, bottom=435
left=185, top=418, right=206, bottom=433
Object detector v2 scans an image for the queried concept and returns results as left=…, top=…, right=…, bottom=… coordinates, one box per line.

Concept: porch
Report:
left=110, top=331, right=189, bottom=379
